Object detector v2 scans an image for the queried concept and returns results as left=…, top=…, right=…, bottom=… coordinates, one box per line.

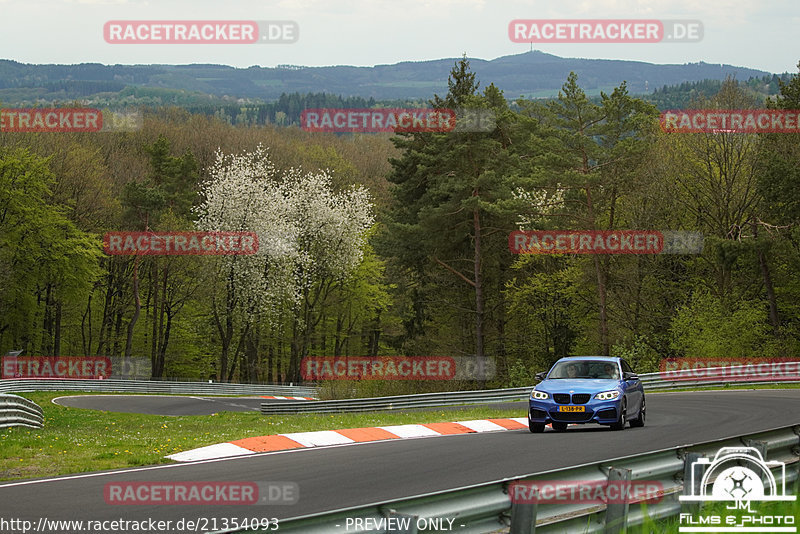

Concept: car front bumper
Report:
left=529, top=398, right=622, bottom=425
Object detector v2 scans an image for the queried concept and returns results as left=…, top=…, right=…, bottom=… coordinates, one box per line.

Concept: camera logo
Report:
left=679, top=447, right=796, bottom=532
left=681, top=447, right=794, bottom=502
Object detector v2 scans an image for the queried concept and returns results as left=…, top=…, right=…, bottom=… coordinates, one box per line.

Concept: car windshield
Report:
left=549, top=361, right=620, bottom=379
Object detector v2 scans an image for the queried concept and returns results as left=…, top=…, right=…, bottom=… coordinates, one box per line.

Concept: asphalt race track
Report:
left=4, top=389, right=800, bottom=530
left=52, top=395, right=282, bottom=415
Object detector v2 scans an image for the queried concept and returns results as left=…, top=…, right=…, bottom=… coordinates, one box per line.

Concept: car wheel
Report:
left=529, top=420, right=545, bottom=433
left=630, top=396, right=645, bottom=428
left=610, top=400, right=627, bottom=431
left=552, top=422, right=568, bottom=431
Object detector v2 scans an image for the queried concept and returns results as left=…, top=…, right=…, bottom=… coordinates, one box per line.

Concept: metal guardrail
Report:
left=644, top=377, right=800, bottom=391
left=221, top=424, right=800, bottom=533
left=261, top=387, right=532, bottom=414
left=0, top=394, right=44, bottom=428
left=261, top=363, right=800, bottom=414
left=0, top=379, right=318, bottom=398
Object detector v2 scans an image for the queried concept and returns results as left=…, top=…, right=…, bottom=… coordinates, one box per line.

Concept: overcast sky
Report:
left=2, top=0, right=798, bottom=74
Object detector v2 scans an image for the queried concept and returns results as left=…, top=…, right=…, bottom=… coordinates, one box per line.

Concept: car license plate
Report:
left=559, top=406, right=585, bottom=412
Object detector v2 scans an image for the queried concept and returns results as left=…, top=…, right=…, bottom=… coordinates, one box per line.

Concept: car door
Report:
left=621, top=359, right=643, bottom=412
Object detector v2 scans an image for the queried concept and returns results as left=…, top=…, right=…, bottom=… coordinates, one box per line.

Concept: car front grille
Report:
left=553, top=393, right=591, bottom=404
left=551, top=410, right=593, bottom=422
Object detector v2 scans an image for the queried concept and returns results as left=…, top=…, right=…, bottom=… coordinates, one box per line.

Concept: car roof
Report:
left=555, top=356, right=620, bottom=362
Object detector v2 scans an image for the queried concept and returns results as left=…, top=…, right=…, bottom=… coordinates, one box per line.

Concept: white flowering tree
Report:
left=194, top=146, right=373, bottom=381
left=282, top=168, right=374, bottom=380
left=513, top=185, right=566, bottom=231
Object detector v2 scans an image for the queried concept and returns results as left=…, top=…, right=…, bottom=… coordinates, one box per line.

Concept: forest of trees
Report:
left=1, top=59, right=799, bottom=391
left=647, top=73, right=792, bottom=109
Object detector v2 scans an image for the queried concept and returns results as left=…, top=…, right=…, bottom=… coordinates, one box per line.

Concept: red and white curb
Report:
left=260, top=395, right=316, bottom=400
left=167, top=417, right=537, bottom=462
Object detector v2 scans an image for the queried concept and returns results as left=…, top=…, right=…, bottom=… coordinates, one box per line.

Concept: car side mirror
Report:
left=535, top=372, right=546, bottom=381
left=623, top=372, right=639, bottom=381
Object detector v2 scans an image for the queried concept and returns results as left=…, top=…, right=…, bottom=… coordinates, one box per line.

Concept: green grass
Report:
left=0, top=391, right=527, bottom=482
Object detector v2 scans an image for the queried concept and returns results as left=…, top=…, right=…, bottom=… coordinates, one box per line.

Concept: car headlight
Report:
left=531, top=390, right=549, bottom=400
left=594, top=390, right=620, bottom=400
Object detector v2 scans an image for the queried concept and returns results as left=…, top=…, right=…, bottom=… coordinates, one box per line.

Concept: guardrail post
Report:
left=682, top=452, right=704, bottom=514
left=604, top=468, right=631, bottom=534
left=509, top=486, right=537, bottom=533
left=743, top=439, right=770, bottom=488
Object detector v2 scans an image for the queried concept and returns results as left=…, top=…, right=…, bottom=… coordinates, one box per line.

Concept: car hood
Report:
left=535, top=378, right=621, bottom=394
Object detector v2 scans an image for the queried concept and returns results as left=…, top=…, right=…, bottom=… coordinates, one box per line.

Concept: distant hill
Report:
left=0, top=51, right=776, bottom=105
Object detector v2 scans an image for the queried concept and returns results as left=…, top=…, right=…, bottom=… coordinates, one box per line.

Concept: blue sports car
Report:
left=528, top=356, right=645, bottom=432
